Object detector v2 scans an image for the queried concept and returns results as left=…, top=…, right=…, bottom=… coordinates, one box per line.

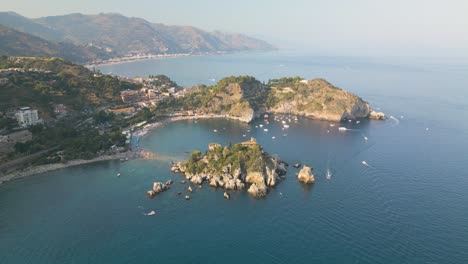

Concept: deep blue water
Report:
left=1, top=51, right=468, bottom=263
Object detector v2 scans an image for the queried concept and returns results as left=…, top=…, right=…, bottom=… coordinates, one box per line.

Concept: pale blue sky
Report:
left=2, top=0, right=468, bottom=56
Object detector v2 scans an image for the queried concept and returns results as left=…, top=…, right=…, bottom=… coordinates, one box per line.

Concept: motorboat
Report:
left=146, top=210, right=156, bottom=216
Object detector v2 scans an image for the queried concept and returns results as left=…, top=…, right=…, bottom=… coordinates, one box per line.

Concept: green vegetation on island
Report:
left=171, top=139, right=287, bottom=198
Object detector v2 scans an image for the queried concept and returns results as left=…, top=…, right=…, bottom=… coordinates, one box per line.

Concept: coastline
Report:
left=0, top=152, right=135, bottom=185
left=0, top=115, right=236, bottom=186
left=133, top=114, right=248, bottom=138
left=84, top=50, right=268, bottom=67
left=85, top=51, right=230, bottom=68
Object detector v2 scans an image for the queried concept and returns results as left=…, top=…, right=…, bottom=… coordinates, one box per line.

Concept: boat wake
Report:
left=389, top=115, right=400, bottom=126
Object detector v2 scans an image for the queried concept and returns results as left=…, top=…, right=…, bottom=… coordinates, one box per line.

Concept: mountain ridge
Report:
left=0, top=12, right=274, bottom=62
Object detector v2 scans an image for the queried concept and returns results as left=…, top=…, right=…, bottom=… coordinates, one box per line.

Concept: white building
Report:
left=15, top=107, right=43, bottom=127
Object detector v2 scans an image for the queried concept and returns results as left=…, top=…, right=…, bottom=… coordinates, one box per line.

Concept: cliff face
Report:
left=267, top=78, right=379, bottom=122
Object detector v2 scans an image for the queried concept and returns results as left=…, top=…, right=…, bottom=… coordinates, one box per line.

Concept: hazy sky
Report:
left=2, top=0, right=468, bottom=56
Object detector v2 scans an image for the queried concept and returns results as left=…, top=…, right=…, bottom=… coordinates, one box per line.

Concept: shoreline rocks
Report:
left=247, top=182, right=268, bottom=198
left=369, top=110, right=387, bottom=120
left=170, top=141, right=287, bottom=198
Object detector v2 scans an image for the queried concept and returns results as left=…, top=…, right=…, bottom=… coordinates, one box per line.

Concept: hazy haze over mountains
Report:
left=0, top=11, right=274, bottom=62
left=2, top=0, right=467, bottom=57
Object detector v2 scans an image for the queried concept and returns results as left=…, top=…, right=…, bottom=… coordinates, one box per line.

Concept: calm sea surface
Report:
left=1, top=51, right=467, bottom=263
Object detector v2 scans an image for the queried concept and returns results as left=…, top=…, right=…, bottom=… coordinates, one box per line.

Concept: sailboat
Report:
left=326, top=169, right=332, bottom=180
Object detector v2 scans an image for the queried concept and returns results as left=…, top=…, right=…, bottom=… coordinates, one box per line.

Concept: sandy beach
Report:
left=0, top=152, right=134, bottom=185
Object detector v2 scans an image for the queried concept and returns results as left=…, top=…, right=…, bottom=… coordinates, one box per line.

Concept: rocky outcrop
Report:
left=171, top=140, right=287, bottom=198
left=268, top=78, right=380, bottom=122
left=147, top=181, right=169, bottom=198
left=247, top=182, right=268, bottom=198
left=297, top=165, right=315, bottom=184
left=369, top=110, right=387, bottom=120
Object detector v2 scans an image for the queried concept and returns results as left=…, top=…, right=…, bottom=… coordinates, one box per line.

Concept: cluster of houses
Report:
left=109, top=75, right=187, bottom=116
left=0, top=106, right=43, bottom=157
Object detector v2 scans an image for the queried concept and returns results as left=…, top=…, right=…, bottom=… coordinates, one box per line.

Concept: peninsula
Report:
left=159, top=76, right=386, bottom=123
left=170, top=138, right=287, bottom=198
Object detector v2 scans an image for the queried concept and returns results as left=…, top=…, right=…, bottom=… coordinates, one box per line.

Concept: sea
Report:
left=1, top=51, right=467, bottom=263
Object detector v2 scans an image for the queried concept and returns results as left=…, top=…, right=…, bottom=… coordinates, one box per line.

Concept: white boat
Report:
left=264, top=128, right=269, bottom=132
left=356, top=120, right=360, bottom=124
left=259, top=124, right=263, bottom=128
left=272, top=136, right=276, bottom=139
left=362, top=161, right=369, bottom=166
left=146, top=210, right=156, bottom=216
left=213, top=129, right=218, bottom=132
left=338, top=127, right=347, bottom=131
left=282, top=120, right=286, bottom=124
left=264, top=114, right=269, bottom=118
left=283, top=124, right=289, bottom=129
left=242, top=134, right=246, bottom=137
left=329, top=124, right=335, bottom=127
left=326, top=169, right=332, bottom=180
left=364, top=136, right=368, bottom=141
left=117, top=173, right=121, bottom=177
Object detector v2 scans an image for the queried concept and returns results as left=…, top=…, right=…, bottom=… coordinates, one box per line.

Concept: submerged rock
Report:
left=297, top=165, right=315, bottom=184
left=224, top=192, right=230, bottom=200
left=165, top=179, right=174, bottom=186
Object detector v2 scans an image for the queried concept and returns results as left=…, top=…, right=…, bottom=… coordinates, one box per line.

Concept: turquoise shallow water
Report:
left=1, top=52, right=468, bottom=263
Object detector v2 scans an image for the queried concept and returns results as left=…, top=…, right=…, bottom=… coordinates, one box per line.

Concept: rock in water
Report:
left=247, top=182, right=268, bottom=198
left=224, top=192, right=230, bottom=200
left=188, top=186, right=193, bottom=192
left=369, top=110, right=387, bottom=120
left=297, top=165, right=315, bottom=184
left=152, top=182, right=169, bottom=194
left=165, top=179, right=174, bottom=186
left=185, top=195, right=190, bottom=200
left=147, top=190, right=156, bottom=198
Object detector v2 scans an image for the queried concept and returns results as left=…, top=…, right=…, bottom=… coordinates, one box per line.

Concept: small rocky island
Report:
left=171, top=138, right=287, bottom=198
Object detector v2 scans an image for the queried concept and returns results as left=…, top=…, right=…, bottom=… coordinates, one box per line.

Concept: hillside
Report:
left=0, top=25, right=113, bottom=63
left=159, top=76, right=386, bottom=122
left=0, top=56, right=139, bottom=116
left=0, top=12, right=274, bottom=61
left=266, top=77, right=381, bottom=121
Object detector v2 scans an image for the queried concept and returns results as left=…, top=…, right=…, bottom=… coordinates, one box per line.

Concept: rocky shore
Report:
left=169, top=139, right=287, bottom=198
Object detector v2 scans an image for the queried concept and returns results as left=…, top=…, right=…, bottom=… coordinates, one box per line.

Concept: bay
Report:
left=1, top=51, right=467, bottom=263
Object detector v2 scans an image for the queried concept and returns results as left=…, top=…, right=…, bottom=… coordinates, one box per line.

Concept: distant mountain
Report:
left=0, top=24, right=114, bottom=63
left=0, top=12, right=63, bottom=41
left=0, top=12, right=274, bottom=62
